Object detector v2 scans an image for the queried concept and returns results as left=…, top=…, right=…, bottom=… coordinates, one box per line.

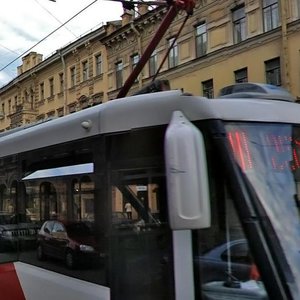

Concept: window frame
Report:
left=234, top=67, right=248, bottom=83
left=232, top=5, right=246, bottom=43
left=49, top=77, right=54, bottom=97
left=95, top=54, right=103, bottom=76
left=70, top=66, right=76, bottom=88
left=263, top=0, right=279, bottom=32
left=195, top=22, right=207, bottom=57
left=115, top=61, right=123, bottom=89
left=149, top=50, right=157, bottom=77
left=82, top=60, right=89, bottom=82
left=202, top=79, right=214, bottom=98
left=40, top=82, right=45, bottom=100
left=265, top=57, right=281, bottom=86
left=168, top=37, right=179, bottom=69
left=59, top=73, right=64, bottom=93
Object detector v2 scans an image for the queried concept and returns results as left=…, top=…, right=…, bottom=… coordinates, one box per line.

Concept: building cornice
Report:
left=101, top=7, right=166, bottom=47
left=151, top=19, right=300, bottom=83
left=0, top=25, right=107, bottom=94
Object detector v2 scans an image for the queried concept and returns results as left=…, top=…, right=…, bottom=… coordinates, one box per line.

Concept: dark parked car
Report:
left=37, top=220, right=103, bottom=268
left=0, top=212, right=40, bottom=252
left=195, top=239, right=252, bottom=283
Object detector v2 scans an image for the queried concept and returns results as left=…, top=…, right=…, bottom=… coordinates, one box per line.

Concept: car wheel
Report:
left=65, top=250, right=76, bottom=269
left=37, top=244, right=46, bottom=261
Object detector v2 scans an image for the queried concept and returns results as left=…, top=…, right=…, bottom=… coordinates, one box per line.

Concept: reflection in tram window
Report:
left=40, top=182, right=57, bottom=220
left=110, top=170, right=172, bottom=300
left=17, top=160, right=106, bottom=284
left=73, top=176, right=95, bottom=222
left=112, top=183, right=162, bottom=227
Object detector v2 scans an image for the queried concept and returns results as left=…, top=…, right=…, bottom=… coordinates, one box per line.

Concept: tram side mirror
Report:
left=165, top=111, right=210, bottom=230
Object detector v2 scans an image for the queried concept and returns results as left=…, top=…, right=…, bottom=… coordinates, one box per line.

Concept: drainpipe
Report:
left=130, top=21, right=143, bottom=89
left=59, top=49, right=68, bottom=115
left=280, top=0, right=290, bottom=91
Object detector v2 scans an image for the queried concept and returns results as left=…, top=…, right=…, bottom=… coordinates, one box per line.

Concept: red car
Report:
left=37, top=220, right=102, bottom=268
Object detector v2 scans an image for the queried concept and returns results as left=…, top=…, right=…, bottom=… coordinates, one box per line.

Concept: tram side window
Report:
left=19, top=166, right=107, bottom=285
left=0, top=181, right=19, bottom=259
left=72, top=177, right=95, bottom=222
left=0, top=157, right=30, bottom=261
left=111, top=183, right=164, bottom=228
left=110, top=169, right=174, bottom=300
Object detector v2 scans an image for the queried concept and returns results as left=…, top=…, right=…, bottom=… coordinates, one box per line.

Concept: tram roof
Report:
left=0, top=89, right=299, bottom=157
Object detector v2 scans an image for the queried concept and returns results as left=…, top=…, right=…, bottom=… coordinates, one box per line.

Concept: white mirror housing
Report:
left=165, top=111, right=210, bottom=229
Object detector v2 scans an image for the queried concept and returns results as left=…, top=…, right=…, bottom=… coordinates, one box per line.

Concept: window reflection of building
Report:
left=0, top=184, right=9, bottom=212
left=72, top=177, right=95, bottom=222
left=23, top=173, right=94, bottom=224
left=9, top=182, right=17, bottom=213
left=112, top=183, right=160, bottom=222
left=40, top=182, right=57, bottom=221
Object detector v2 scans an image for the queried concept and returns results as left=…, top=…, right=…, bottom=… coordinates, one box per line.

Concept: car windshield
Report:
left=225, top=122, right=300, bottom=295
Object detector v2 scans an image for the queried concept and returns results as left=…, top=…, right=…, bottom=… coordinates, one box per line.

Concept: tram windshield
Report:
left=225, top=122, right=300, bottom=295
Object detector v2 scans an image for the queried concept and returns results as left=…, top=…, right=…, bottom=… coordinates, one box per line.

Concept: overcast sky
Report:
left=0, top=0, right=124, bottom=87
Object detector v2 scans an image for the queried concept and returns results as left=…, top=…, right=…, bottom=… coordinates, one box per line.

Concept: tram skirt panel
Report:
left=0, top=263, right=26, bottom=300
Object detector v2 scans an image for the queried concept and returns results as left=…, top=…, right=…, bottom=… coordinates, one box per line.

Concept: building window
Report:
left=40, top=82, right=44, bottom=100
left=79, top=96, right=89, bottom=110
left=30, top=89, right=34, bottom=108
left=49, top=78, right=54, bottom=97
left=116, top=61, right=123, bottom=89
left=59, top=73, right=64, bottom=93
left=95, top=54, right=102, bottom=76
left=131, top=53, right=139, bottom=82
left=69, top=103, right=76, bottom=114
left=131, top=53, right=139, bottom=70
left=47, top=111, right=55, bottom=118
left=234, top=68, right=248, bottom=83
left=8, top=99, right=11, bottom=114
left=195, top=23, right=207, bottom=57
left=24, top=89, right=29, bottom=103
left=70, top=67, right=76, bottom=87
left=168, top=37, right=178, bottom=68
left=202, top=79, right=214, bottom=98
left=82, top=61, right=89, bottom=81
left=263, top=0, right=279, bottom=32
left=57, top=107, right=64, bottom=117
left=149, top=50, right=157, bottom=77
left=92, top=93, right=103, bottom=106
left=232, top=5, right=246, bottom=43
left=36, top=114, right=45, bottom=121
left=265, top=57, right=281, bottom=85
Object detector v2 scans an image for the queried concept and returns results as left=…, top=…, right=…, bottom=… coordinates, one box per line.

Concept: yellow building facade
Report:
left=0, top=0, right=299, bottom=131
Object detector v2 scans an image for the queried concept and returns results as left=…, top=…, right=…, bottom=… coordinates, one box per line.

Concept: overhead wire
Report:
left=1, top=0, right=177, bottom=84
left=0, top=0, right=98, bottom=73
left=0, top=43, right=19, bottom=56
left=33, top=0, right=78, bottom=38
